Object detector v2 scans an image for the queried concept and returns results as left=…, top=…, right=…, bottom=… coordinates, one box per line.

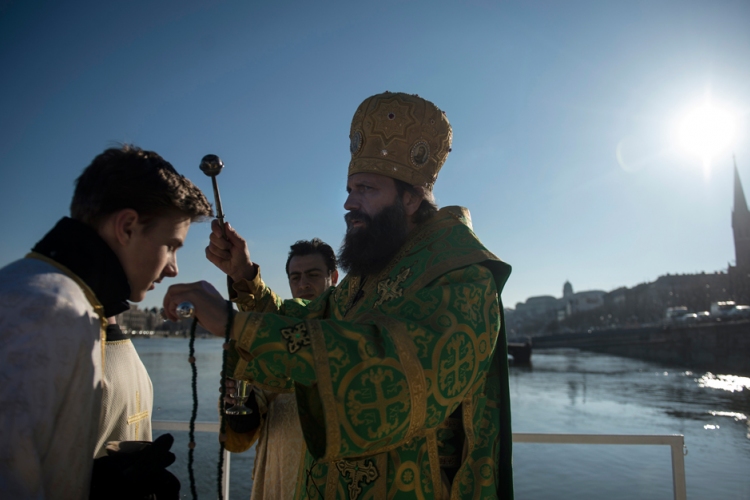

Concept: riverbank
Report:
left=532, top=320, right=750, bottom=375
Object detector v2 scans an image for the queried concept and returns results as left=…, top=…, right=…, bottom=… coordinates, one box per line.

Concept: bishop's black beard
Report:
left=338, top=202, right=409, bottom=277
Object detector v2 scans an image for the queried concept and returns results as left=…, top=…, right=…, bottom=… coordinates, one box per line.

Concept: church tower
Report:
left=563, top=281, right=573, bottom=298
left=732, top=158, right=750, bottom=269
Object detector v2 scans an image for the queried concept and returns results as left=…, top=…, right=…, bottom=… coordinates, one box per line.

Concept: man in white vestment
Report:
left=0, top=145, right=212, bottom=499
left=224, top=238, right=338, bottom=499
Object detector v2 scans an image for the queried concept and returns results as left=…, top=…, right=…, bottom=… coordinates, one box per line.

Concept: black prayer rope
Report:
left=188, top=317, right=199, bottom=500
left=305, top=459, right=326, bottom=499
left=217, top=300, right=234, bottom=500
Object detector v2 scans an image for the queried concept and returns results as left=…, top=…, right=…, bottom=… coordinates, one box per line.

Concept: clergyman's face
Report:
left=343, top=173, right=400, bottom=228
left=338, top=173, right=410, bottom=277
left=120, top=213, right=190, bottom=302
left=288, top=253, right=335, bottom=300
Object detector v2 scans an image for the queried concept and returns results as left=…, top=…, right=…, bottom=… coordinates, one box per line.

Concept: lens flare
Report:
left=678, top=101, right=737, bottom=169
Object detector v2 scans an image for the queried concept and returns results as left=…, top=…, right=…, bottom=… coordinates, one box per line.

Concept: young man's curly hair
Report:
left=71, top=145, right=213, bottom=228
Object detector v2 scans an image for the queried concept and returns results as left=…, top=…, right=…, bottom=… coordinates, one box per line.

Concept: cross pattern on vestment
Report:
left=439, top=335, right=474, bottom=397
left=280, top=323, right=310, bottom=353
left=348, top=368, right=409, bottom=439
left=374, top=268, right=411, bottom=307
left=335, top=458, right=379, bottom=500
left=126, top=391, right=149, bottom=438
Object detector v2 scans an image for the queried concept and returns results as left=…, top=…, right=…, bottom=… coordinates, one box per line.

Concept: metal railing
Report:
left=153, top=421, right=687, bottom=500
left=513, top=432, right=687, bottom=500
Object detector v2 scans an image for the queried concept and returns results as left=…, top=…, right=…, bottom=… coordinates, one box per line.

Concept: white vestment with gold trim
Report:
left=94, top=338, right=153, bottom=457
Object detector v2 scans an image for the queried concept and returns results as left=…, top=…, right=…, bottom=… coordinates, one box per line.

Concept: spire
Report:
left=732, top=156, right=750, bottom=269
left=734, top=156, right=748, bottom=217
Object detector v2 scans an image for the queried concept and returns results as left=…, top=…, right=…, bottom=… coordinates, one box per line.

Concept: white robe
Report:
left=94, top=338, right=153, bottom=458
left=0, top=258, right=104, bottom=500
left=250, top=392, right=306, bottom=500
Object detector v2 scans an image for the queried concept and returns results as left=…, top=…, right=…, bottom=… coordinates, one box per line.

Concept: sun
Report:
left=678, top=99, right=737, bottom=169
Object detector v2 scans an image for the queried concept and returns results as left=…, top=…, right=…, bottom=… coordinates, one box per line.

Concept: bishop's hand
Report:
left=205, top=219, right=257, bottom=283
left=163, top=281, right=230, bottom=337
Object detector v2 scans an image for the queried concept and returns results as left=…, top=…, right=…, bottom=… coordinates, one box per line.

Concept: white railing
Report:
left=513, top=433, right=687, bottom=500
left=153, top=421, right=687, bottom=500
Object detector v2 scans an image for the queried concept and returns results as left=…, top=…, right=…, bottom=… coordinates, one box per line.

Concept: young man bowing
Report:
left=0, top=145, right=212, bottom=499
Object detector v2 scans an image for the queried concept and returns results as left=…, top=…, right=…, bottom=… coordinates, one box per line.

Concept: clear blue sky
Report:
left=1, top=0, right=749, bottom=310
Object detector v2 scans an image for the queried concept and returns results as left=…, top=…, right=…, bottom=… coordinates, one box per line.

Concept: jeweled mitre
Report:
left=348, top=92, right=452, bottom=191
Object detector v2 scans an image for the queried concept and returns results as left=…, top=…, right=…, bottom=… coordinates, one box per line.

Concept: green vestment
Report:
left=227, top=206, right=513, bottom=499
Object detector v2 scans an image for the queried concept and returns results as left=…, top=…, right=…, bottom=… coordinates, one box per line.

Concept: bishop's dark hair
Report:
left=71, top=144, right=213, bottom=228
left=393, top=179, right=438, bottom=225
left=286, top=238, right=337, bottom=276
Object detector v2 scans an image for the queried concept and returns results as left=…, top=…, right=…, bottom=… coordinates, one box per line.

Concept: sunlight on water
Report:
left=709, top=411, right=748, bottom=421
left=508, top=350, right=750, bottom=498
left=696, top=372, right=750, bottom=393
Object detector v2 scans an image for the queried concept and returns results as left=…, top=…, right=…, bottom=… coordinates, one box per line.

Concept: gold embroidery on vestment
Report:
left=335, top=458, right=379, bottom=500
left=390, top=327, right=427, bottom=443
left=374, top=453, right=388, bottom=498
left=324, top=463, right=339, bottom=499
left=280, top=322, right=311, bottom=353
left=426, top=430, right=443, bottom=499
left=462, top=397, right=475, bottom=454
left=439, top=334, right=476, bottom=397
left=308, top=321, right=341, bottom=462
left=105, top=339, right=130, bottom=345
left=374, top=267, right=411, bottom=307
left=126, top=390, right=149, bottom=438
left=347, top=367, right=409, bottom=439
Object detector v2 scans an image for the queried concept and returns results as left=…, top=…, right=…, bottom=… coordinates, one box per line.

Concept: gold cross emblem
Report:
left=280, top=322, right=310, bottom=353
left=347, top=368, right=409, bottom=439
left=439, top=334, right=475, bottom=397
left=335, top=459, right=379, bottom=500
left=374, top=267, right=411, bottom=307
left=126, top=391, right=149, bottom=438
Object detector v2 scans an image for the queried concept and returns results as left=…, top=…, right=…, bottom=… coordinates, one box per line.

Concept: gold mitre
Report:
left=348, top=92, right=452, bottom=191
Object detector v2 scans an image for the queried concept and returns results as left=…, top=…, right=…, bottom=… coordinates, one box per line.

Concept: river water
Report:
left=135, top=337, right=750, bottom=499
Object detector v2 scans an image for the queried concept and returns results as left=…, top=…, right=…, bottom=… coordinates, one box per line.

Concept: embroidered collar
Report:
left=31, top=217, right=131, bottom=317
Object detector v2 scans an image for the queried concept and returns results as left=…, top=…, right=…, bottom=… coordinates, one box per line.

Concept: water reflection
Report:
left=709, top=410, right=748, bottom=421
left=697, top=372, right=750, bottom=393
left=509, top=348, right=750, bottom=499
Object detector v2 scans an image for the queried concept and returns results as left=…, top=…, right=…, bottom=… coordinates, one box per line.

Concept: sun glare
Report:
left=678, top=99, right=737, bottom=170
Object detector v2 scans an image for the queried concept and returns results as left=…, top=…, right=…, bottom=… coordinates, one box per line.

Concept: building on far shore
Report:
left=513, top=281, right=606, bottom=320
left=115, top=304, right=160, bottom=333
left=507, top=281, right=606, bottom=336
left=115, top=304, right=202, bottom=336
left=506, top=160, right=750, bottom=337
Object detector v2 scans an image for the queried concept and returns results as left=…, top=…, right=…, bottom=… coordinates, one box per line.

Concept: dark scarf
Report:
left=105, top=324, right=128, bottom=341
left=31, top=217, right=131, bottom=317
